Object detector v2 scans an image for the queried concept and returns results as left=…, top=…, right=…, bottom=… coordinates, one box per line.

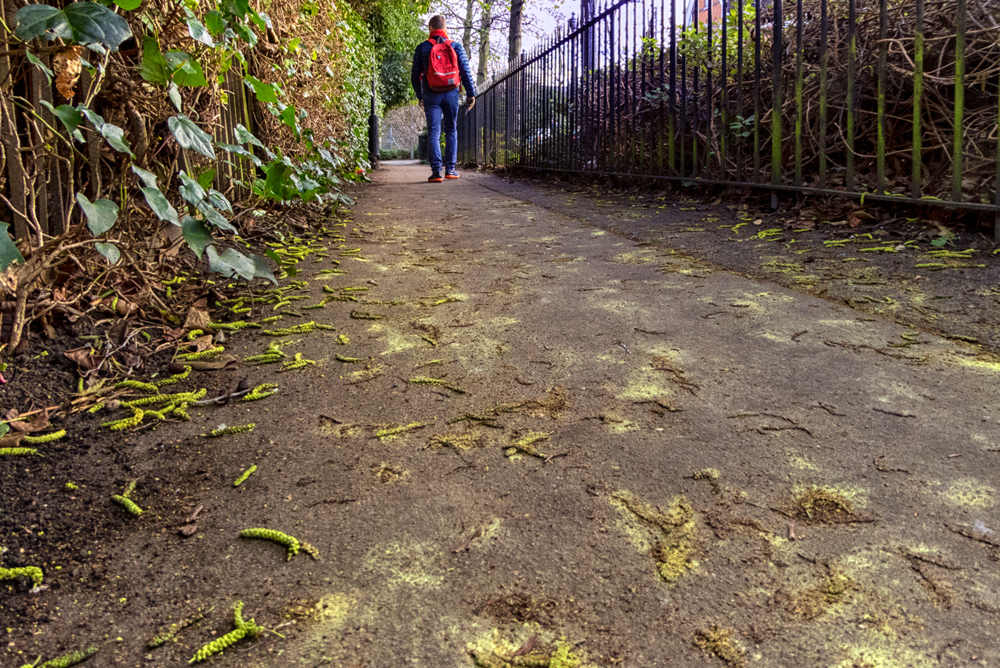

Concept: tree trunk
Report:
left=462, top=0, right=475, bottom=56
left=477, top=0, right=493, bottom=87
left=508, top=0, right=523, bottom=63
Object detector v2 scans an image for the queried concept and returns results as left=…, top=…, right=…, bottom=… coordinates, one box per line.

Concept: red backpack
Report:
left=426, top=38, right=460, bottom=93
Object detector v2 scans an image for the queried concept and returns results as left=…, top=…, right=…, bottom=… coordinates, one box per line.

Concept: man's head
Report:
left=428, top=15, right=446, bottom=32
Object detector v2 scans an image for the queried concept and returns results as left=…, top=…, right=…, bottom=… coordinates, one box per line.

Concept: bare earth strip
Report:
left=5, top=162, right=1000, bottom=668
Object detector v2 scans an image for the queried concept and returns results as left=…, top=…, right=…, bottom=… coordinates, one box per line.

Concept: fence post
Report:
left=368, top=73, right=380, bottom=169
left=0, top=0, right=28, bottom=241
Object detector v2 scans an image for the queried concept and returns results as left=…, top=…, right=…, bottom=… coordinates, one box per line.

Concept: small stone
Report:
left=178, top=524, right=198, bottom=537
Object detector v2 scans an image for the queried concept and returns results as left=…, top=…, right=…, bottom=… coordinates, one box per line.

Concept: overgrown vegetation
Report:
left=0, top=0, right=425, bottom=355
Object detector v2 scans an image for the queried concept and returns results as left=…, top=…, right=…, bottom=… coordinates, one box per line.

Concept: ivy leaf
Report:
left=0, top=223, right=25, bottom=270
left=113, top=0, right=141, bottom=10
left=164, top=50, right=207, bottom=87
left=244, top=75, right=277, bottom=104
left=178, top=172, right=207, bottom=205
left=196, top=168, right=216, bottom=190
left=16, top=3, right=131, bottom=50
left=208, top=189, right=232, bottom=213
left=248, top=10, right=269, bottom=31
left=140, top=186, right=180, bottom=225
left=101, top=123, right=135, bottom=157
left=0, top=422, right=8, bottom=438
left=196, top=200, right=236, bottom=233
left=234, top=123, right=264, bottom=148
left=185, top=17, right=214, bottom=47
left=40, top=100, right=84, bottom=141
left=167, top=83, right=182, bottom=111
left=139, top=36, right=169, bottom=85
left=131, top=164, right=158, bottom=188
left=232, top=23, right=256, bottom=48
left=251, top=254, right=277, bottom=284
left=206, top=246, right=255, bottom=281
left=168, top=115, right=215, bottom=159
left=204, top=10, right=226, bottom=34
left=262, top=160, right=289, bottom=201
left=62, top=2, right=131, bottom=49
left=181, top=216, right=212, bottom=258
left=217, top=142, right=263, bottom=167
left=25, top=52, right=53, bottom=85
left=76, top=192, right=118, bottom=235
left=95, top=242, right=120, bottom=264
left=14, top=5, right=71, bottom=42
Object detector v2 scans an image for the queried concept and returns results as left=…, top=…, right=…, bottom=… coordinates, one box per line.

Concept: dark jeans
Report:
left=423, top=89, right=460, bottom=173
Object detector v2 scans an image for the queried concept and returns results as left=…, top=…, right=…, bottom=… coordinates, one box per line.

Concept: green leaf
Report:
left=62, top=2, right=131, bottom=49
left=101, top=123, right=134, bottom=157
left=185, top=17, right=214, bottom=47
left=251, top=254, right=277, bottom=284
left=140, top=186, right=180, bottom=225
left=204, top=10, right=226, bottom=34
left=114, top=0, right=141, bottom=10
left=178, top=172, right=207, bottom=205
left=40, top=100, right=84, bottom=141
left=168, top=115, right=215, bottom=159
left=131, top=164, right=158, bottom=188
left=0, top=223, right=25, bottom=270
left=181, top=216, right=212, bottom=258
left=139, top=36, right=169, bottom=85
left=234, top=124, right=264, bottom=148
left=232, top=23, right=256, bottom=47
left=264, top=248, right=281, bottom=265
left=164, top=50, right=207, bottom=87
left=262, top=161, right=289, bottom=201
left=79, top=106, right=104, bottom=130
left=196, top=168, right=216, bottom=190
left=248, top=10, right=268, bottom=31
left=76, top=192, right=118, bottom=235
left=217, top=142, right=263, bottom=167
left=0, top=423, right=9, bottom=438
left=95, top=242, right=120, bottom=264
left=25, top=52, right=53, bottom=84
left=286, top=37, right=300, bottom=52
left=196, top=200, right=236, bottom=233
left=208, top=189, right=232, bottom=213
left=14, top=5, right=71, bottom=42
left=167, top=83, right=182, bottom=111
left=244, top=75, right=277, bottom=104
left=207, top=246, right=255, bottom=281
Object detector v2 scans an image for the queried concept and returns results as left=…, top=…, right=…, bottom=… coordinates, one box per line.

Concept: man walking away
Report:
left=411, top=15, right=477, bottom=182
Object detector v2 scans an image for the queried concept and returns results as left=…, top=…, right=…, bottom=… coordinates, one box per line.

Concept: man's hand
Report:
left=466, top=96, right=476, bottom=111
left=418, top=99, right=424, bottom=110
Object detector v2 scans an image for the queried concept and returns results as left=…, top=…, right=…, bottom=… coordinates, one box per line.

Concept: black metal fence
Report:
left=458, top=0, right=1000, bottom=233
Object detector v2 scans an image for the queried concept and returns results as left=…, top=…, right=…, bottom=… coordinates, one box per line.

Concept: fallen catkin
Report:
left=177, top=346, right=225, bottom=361
left=233, top=465, right=257, bottom=487
left=206, top=424, right=255, bottom=437
left=112, top=495, right=144, bottom=516
left=154, top=365, right=192, bottom=387
left=115, top=380, right=159, bottom=393
left=1, top=566, right=44, bottom=587
left=101, top=406, right=144, bottom=431
left=19, top=645, right=98, bottom=668
left=189, top=626, right=253, bottom=664
left=0, top=447, right=40, bottom=456
left=239, top=528, right=300, bottom=560
left=242, top=383, right=279, bottom=401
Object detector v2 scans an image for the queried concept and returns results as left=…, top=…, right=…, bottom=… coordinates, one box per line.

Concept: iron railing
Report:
left=458, top=0, right=1000, bottom=233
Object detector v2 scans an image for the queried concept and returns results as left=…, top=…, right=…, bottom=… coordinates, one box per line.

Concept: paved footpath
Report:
left=32, top=162, right=1000, bottom=667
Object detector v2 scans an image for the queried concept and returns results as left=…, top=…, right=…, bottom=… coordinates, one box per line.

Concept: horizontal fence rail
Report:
left=458, top=0, right=1000, bottom=229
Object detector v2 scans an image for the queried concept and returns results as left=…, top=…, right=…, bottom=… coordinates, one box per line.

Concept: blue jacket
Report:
left=411, top=36, right=477, bottom=101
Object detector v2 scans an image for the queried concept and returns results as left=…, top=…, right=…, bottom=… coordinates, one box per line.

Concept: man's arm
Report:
left=453, top=42, right=477, bottom=101
left=411, top=44, right=424, bottom=103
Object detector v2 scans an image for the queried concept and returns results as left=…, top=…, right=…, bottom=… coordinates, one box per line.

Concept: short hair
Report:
left=429, top=15, right=446, bottom=30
